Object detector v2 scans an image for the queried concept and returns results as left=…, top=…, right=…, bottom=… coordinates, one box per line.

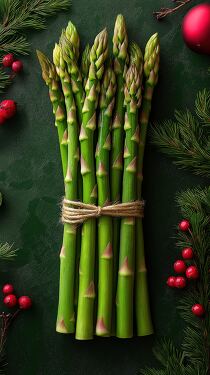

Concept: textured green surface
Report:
left=0, top=0, right=209, bottom=374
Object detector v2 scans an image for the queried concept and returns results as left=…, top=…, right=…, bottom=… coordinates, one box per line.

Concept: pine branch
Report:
left=0, top=69, right=11, bottom=93
left=151, top=91, right=210, bottom=177
left=0, top=243, right=17, bottom=261
left=140, top=187, right=210, bottom=375
left=0, top=0, right=70, bottom=56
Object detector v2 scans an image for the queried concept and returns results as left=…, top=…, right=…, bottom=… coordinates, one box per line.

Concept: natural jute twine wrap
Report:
left=61, top=198, right=144, bottom=225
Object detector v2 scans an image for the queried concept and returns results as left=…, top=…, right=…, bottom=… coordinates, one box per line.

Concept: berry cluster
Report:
left=0, top=53, right=23, bottom=125
left=2, top=53, right=23, bottom=73
left=2, top=283, right=32, bottom=310
left=166, top=219, right=205, bottom=318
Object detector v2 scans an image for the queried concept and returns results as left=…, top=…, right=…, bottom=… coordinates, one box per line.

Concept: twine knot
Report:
left=61, top=199, right=144, bottom=225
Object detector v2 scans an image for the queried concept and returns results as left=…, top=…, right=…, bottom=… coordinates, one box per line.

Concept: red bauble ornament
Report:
left=12, top=60, right=23, bottom=73
left=192, top=303, right=205, bottom=317
left=0, top=100, right=17, bottom=119
left=2, top=53, right=14, bottom=67
left=182, top=247, right=194, bottom=259
left=167, top=276, right=176, bottom=287
left=18, top=296, right=32, bottom=310
left=2, top=284, right=14, bottom=295
left=3, top=294, right=17, bottom=308
left=174, top=276, right=186, bottom=289
left=182, top=4, right=210, bottom=55
left=186, top=265, right=199, bottom=279
left=0, top=109, right=7, bottom=125
left=178, top=219, right=190, bottom=231
left=174, top=260, right=187, bottom=274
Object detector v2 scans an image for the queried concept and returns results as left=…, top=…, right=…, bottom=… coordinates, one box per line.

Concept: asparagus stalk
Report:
left=37, top=51, right=67, bottom=178
left=61, top=28, right=84, bottom=125
left=81, top=44, right=91, bottom=87
left=111, top=15, right=128, bottom=332
left=136, top=33, right=160, bottom=336
left=116, top=64, right=142, bottom=338
left=96, top=67, right=116, bottom=336
left=76, top=29, right=108, bottom=340
left=53, top=44, right=80, bottom=333
left=65, top=21, right=80, bottom=61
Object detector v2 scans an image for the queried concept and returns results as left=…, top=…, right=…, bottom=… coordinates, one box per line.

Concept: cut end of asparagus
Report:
left=113, top=14, right=128, bottom=61
left=144, top=32, right=160, bottom=86
left=56, top=319, right=69, bottom=334
left=65, top=21, right=80, bottom=60
left=96, top=317, right=109, bottom=336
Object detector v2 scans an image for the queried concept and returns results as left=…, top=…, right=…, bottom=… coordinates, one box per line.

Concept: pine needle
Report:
left=0, top=243, right=17, bottom=260
left=151, top=90, right=210, bottom=177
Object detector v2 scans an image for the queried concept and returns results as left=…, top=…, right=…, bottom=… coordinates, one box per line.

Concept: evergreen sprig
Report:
left=0, top=0, right=70, bottom=92
left=151, top=90, right=210, bottom=177
left=0, top=243, right=17, bottom=260
left=140, top=187, right=210, bottom=375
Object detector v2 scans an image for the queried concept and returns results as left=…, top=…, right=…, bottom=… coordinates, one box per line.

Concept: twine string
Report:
left=61, top=198, right=144, bottom=225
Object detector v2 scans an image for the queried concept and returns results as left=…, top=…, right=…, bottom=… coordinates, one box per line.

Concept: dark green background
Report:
left=0, top=0, right=209, bottom=374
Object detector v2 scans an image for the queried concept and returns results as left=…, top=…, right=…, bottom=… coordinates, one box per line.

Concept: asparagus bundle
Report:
left=37, top=15, right=160, bottom=340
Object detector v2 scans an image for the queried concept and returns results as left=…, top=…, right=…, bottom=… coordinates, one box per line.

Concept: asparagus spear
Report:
left=81, top=44, right=91, bottom=87
left=37, top=51, right=67, bottom=178
left=53, top=44, right=80, bottom=333
left=65, top=21, right=80, bottom=61
left=136, top=33, right=160, bottom=336
left=60, top=29, right=84, bottom=125
left=76, top=29, right=108, bottom=340
left=116, top=64, right=142, bottom=338
left=111, top=15, right=128, bottom=331
left=96, top=67, right=116, bottom=336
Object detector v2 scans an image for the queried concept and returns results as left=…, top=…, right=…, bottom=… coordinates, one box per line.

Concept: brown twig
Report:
left=0, top=310, right=20, bottom=354
left=154, top=0, right=192, bottom=20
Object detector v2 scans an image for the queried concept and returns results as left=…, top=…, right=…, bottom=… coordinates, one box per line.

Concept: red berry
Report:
left=186, top=265, right=199, bottom=279
left=174, top=276, right=186, bottom=289
left=178, top=219, right=190, bottom=231
left=173, top=260, right=187, bottom=274
left=0, top=100, right=16, bottom=119
left=182, top=247, right=194, bottom=259
left=2, top=53, right=14, bottom=67
left=3, top=294, right=17, bottom=308
left=0, top=109, right=7, bottom=125
left=192, top=304, right=205, bottom=317
left=2, top=284, right=14, bottom=295
left=167, top=276, right=176, bottom=287
left=18, top=296, right=32, bottom=310
left=12, top=60, right=23, bottom=73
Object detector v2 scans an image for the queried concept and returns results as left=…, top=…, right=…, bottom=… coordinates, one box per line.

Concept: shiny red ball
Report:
left=0, top=109, right=7, bottom=125
left=182, top=4, right=210, bottom=55
left=174, top=260, right=187, bottom=274
left=3, top=294, right=17, bottom=308
left=192, top=304, right=205, bottom=317
left=2, top=284, right=14, bottom=295
left=178, top=219, right=190, bottom=231
left=18, top=296, right=32, bottom=310
left=186, top=265, right=199, bottom=279
left=182, top=247, right=194, bottom=259
left=2, top=53, right=14, bottom=67
left=0, top=100, right=17, bottom=119
left=167, top=276, right=176, bottom=287
left=174, top=276, right=186, bottom=289
left=12, top=60, right=23, bottom=73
